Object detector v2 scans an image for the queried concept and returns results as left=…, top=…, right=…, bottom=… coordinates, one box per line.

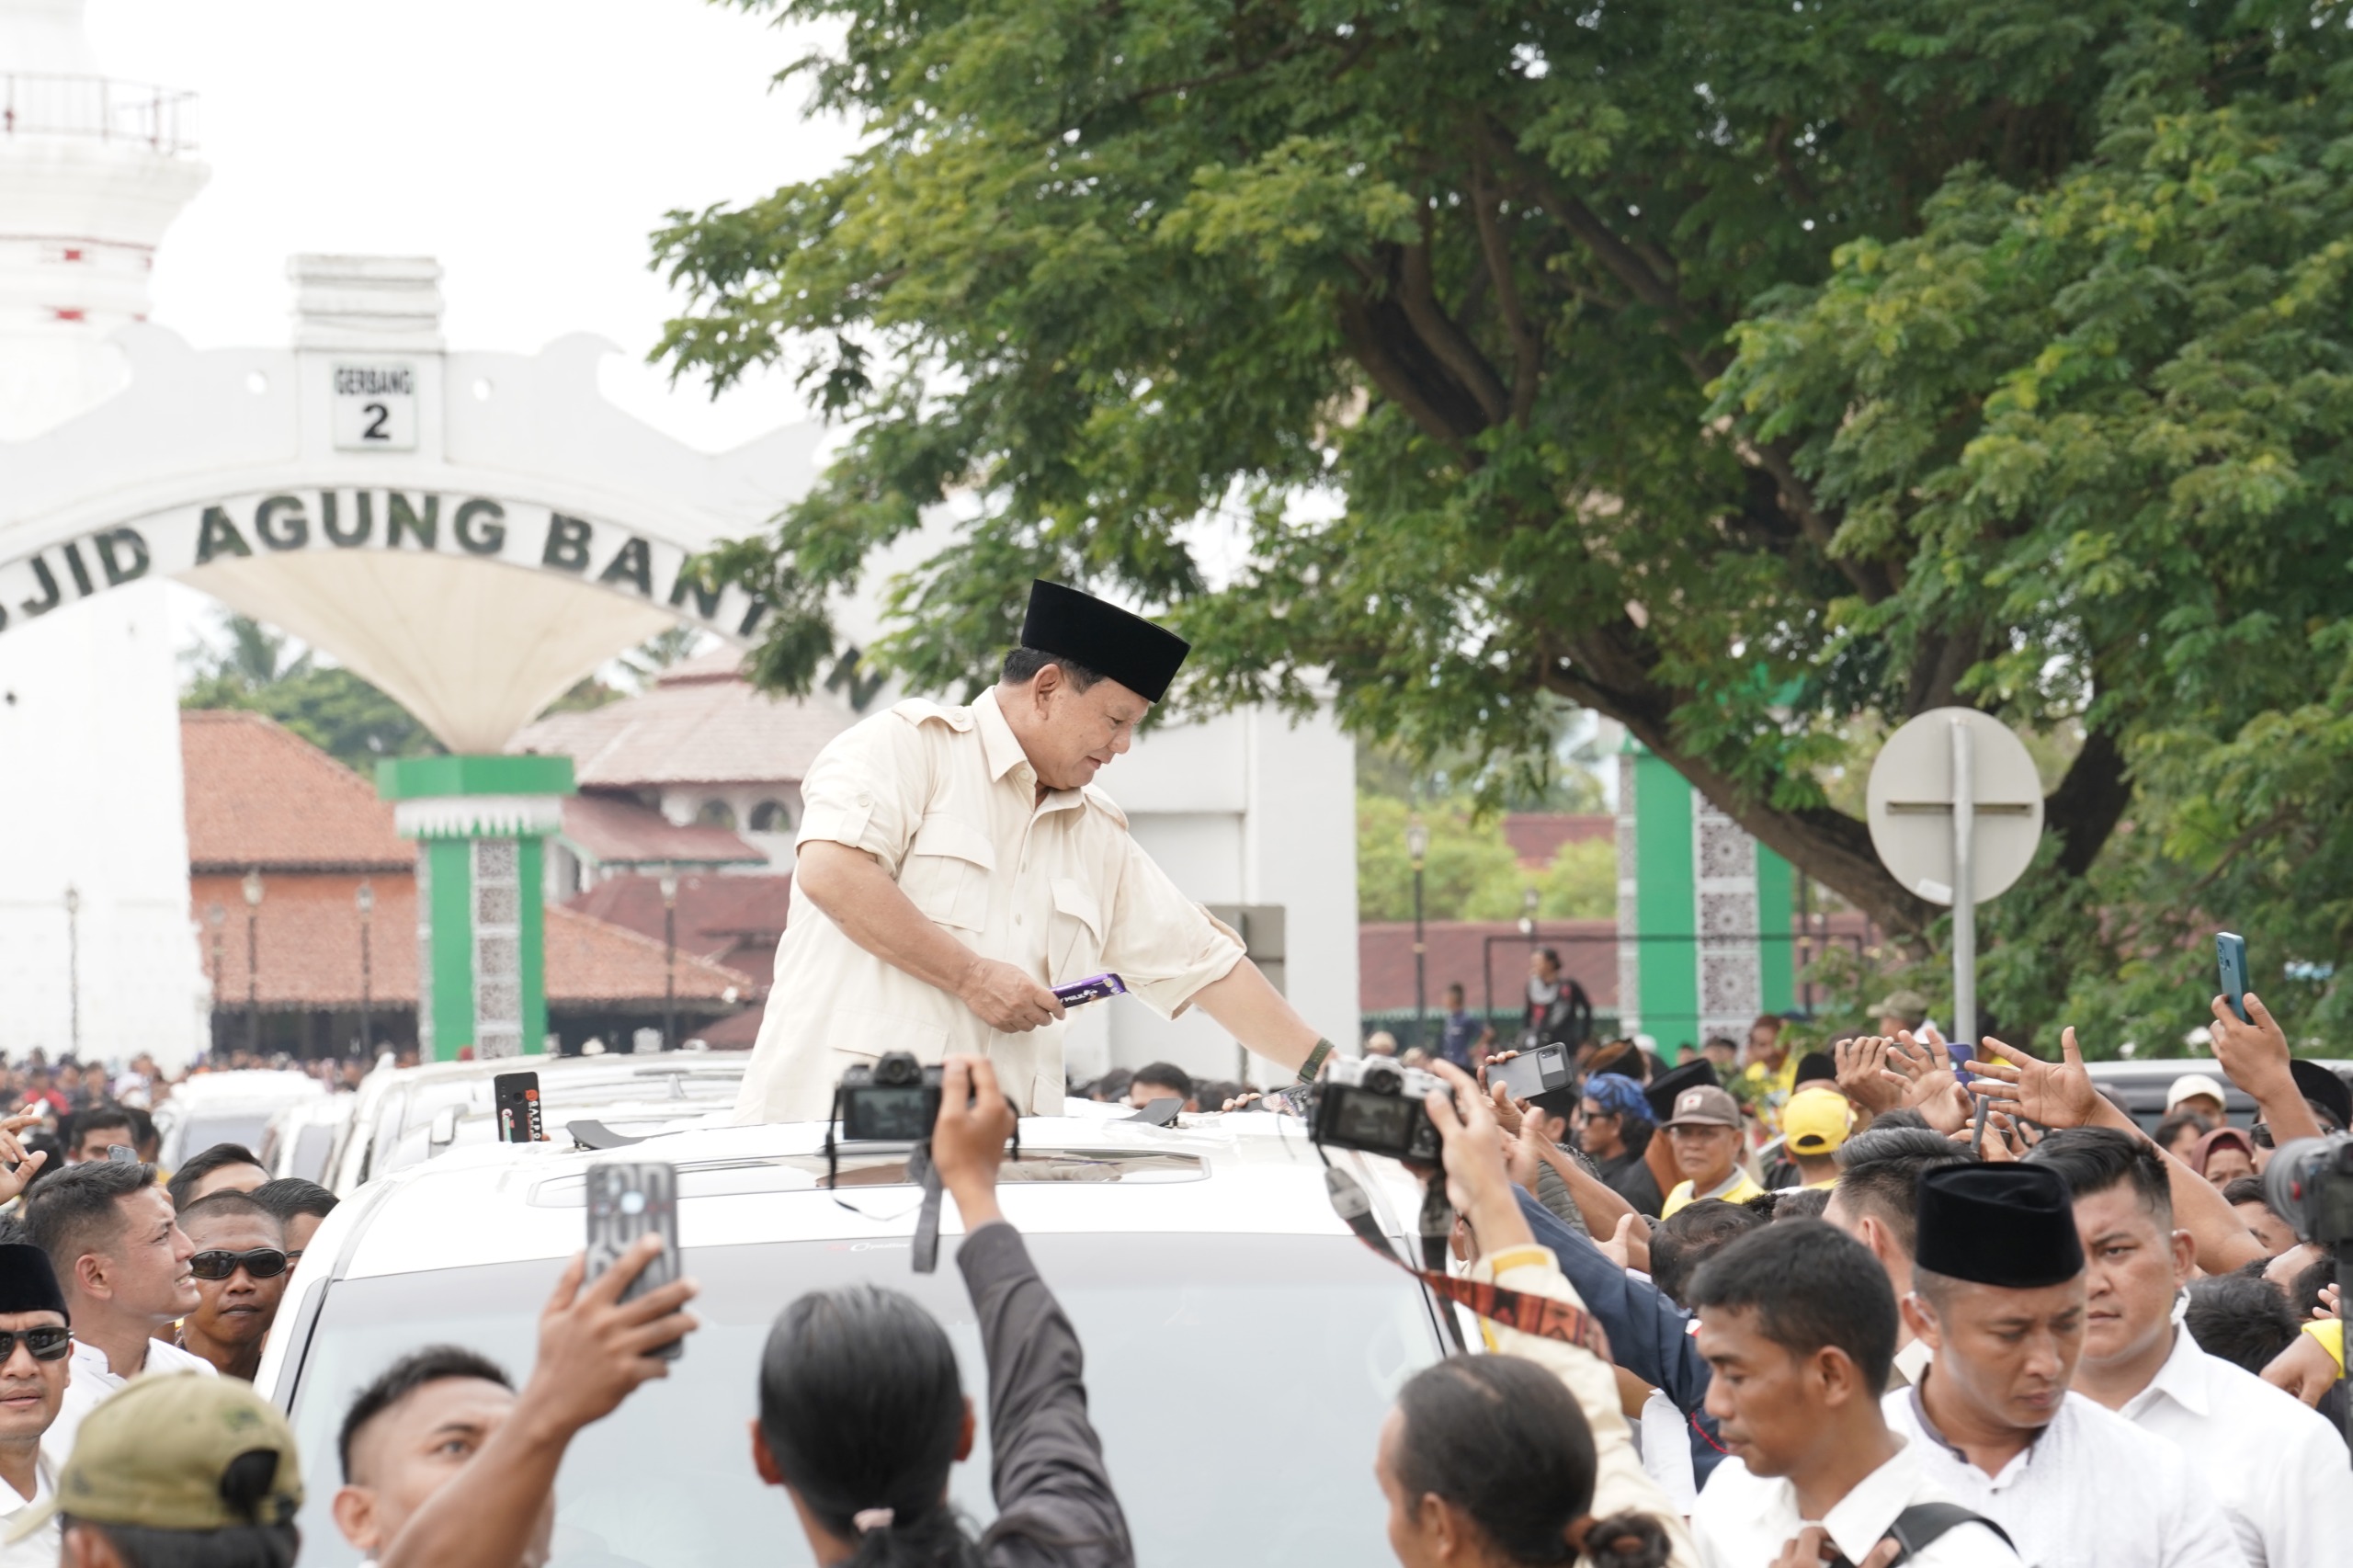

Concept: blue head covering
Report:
left=1584, top=1073, right=1651, bottom=1127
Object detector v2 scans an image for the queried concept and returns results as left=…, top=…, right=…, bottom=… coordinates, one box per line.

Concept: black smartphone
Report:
left=494, top=1072, right=544, bottom=1144
left=2217, top=932, right=2251, bottom=1024
left=585, top=1160, right=683, bottom=1360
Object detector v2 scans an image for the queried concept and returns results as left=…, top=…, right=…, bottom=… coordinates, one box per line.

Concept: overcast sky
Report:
left=86, top=0, right=855, bottom=452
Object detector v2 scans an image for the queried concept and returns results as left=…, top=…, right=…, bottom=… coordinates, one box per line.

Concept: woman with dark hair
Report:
left=752, top=1056, right=1130, bottom=1568
left=1380, top=1062, right=1693, bottom=1568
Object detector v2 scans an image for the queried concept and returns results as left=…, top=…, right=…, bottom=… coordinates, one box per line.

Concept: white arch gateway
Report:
left=0, top=256, right=824, bottom=1066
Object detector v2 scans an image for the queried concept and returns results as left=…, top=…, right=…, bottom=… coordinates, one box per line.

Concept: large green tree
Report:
left=656, top=0, right=2353, bottom=1039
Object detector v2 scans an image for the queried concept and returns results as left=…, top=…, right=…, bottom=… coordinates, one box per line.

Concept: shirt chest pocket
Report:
left=1048, top=877, right=1104, bottom=982
left=900, top=815, right=996, bottom=932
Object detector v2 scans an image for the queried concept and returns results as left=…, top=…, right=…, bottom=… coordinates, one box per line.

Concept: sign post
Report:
left=1865, top=709, right=2045, bottom=1049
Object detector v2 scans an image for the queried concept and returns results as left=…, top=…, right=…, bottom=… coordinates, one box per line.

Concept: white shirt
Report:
left=2120, top=1324, right=2353, bottom=1567
left=1639, top=1389, right=1700, bottom=1514
left=1883, top=1381, right=2242, bottom=1568
left=733, top=687, right=1246, bottom=1122
left=0, top=1454, right=54, bottom=1568
left=43, top=1335, right=216, bottom=1471
left=1693, top=1437, right=2021, bottom=1567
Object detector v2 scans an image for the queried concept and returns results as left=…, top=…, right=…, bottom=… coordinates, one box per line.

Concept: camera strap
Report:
left=909, top=1142, right=944, bottom=1274
left=1324, top=1167, right=1611, bottom=1363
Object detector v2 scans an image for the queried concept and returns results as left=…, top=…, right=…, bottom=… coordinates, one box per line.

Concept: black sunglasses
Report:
left=0, top=1327, right=72, bottom=1363
left=190, top=1248, right=289, bottom=1282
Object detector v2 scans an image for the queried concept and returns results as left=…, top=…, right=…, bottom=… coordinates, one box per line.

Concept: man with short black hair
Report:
left=26, top=1161, right=211, bottom=1469
left=1886, top=1163, right=2238, bottom=1566
left=174, top=1193, right=287, bottom=1381
left=2185, top=1274, right=2301, bottom=1378
left=1688, top=1221, right=2018, bottom=1566
left=251, top=1178, right=338, bottom=1268
left=1822, top=1126, right=1970, bottom=1387
left=332, top=1239, right=697, bottom=1568
left=2220, top=1175, right=2299, bottom=1256
left=2027, top=1126, right=2353, bottom=1565
left=1522, top=947, right=1593, bottom=1051
left=63, top=1108, right=132, bottom=1168
left=1125, top=1062, right=1195, bottom=1112
left=165, top=1144, right=268, bottom=1210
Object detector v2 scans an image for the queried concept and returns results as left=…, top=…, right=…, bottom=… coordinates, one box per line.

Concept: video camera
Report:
left=833, top=1051, right=942, bottom=1142
left=1311, top=1056, right=1444, bottom=1163
left=2264, top=1133, right=2353, bottom=1252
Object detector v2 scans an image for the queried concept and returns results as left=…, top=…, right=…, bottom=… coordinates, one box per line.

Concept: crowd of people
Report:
left=0, top=972, right=2342, bottom=1567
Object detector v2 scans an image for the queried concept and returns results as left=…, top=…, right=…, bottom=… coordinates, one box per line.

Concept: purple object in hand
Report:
left=1052, top=972, right=1128, bottom=1008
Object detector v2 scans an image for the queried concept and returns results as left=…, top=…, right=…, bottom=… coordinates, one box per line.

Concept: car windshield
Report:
left=175, top=1113, right=273, bottom=1164
left=287, top=1232, right=1439, bottom=1568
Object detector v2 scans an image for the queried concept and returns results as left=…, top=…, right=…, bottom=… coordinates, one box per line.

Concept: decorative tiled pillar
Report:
left=380, top=756, right=571, bottom=1061
left=1620, top=740, right=1794, bottom=1054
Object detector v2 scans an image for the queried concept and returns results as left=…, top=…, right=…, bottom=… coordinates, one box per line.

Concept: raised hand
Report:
left=1835, top=1036, right=1904, bottom=1115
left=2209, top=991, right=2297, bottom=1102
left=1966, top=1027, right=2104, bottom=1130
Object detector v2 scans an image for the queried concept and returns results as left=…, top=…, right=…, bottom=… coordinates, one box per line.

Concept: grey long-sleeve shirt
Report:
left=957, top=1220, right=1135, bottom=1568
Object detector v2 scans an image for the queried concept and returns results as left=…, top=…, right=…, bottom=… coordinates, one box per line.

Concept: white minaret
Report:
left=0, top=0, right=210, bottom=1066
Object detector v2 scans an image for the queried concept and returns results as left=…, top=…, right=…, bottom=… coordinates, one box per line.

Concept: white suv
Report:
left=256, top=1113, right=1449, bottom=1568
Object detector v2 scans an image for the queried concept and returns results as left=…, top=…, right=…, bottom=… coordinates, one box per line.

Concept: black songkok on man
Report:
left=1913, top=1163, right=2085, bottom=1288
left=0, top=1244, right=68, bottom=1320
left=1019, top=581, right=1190, bottom=704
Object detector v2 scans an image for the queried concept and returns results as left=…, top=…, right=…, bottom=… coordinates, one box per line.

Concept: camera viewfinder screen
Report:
left=843, top=1085, right=936, bottom=1142
left=1331, top=1092, right=1415, bottom=1150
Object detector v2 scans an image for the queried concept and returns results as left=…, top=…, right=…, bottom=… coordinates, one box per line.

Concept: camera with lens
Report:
left=1311, top=1056, right=1445, bottom=1162
left=834, top=1051, right=943, bottom=1142
left=2264, top=1133, right=2353, bottom=1252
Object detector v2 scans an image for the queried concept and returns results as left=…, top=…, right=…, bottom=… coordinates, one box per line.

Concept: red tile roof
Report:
left=1501, top=813, right=1615, bottom=870
left=543, top=904, right=753, bottom=1004
left=508, top=660, right=855, bottom=788
left=562, top=792, right=765, bottom=868
left=182, top=711, right=415, bottom=872
left=565, top=873, right=792, bottom=994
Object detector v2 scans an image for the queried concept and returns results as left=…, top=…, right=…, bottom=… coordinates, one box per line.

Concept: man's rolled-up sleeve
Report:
left=794, top=715, right=928, bottom=877
left=1101, top=839, right=1245, bottom=1018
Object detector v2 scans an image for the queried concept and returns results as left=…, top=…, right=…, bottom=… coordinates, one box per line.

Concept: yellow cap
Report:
left=9, top=1373, right=301, bottom=1543
left=1782, top=1088, right=1853, bottom=1156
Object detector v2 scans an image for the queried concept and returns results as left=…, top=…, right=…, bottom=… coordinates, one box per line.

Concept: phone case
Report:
left=494, top=1072, right=544, bottom=1144
left=585, top=1161, right=683, bottom=1359
left=2217, top=932, right=2250, bottom=1023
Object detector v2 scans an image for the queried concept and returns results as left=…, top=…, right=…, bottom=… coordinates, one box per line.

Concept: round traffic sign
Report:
left=1865, top=708, right=2045, bottom=906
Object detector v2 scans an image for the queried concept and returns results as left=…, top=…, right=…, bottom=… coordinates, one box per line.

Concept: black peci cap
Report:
left=0, top=1244, right=67, bottom=1321
left=2289, top=1059, right=2352, bottom=1132
left=1914, top=1164, right=2085, bottom=1290
left=1019, top=581, right=1190, bottom=704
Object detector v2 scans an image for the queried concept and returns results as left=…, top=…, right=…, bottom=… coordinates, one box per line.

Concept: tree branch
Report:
left=1470, top=151, right=1542, bottom=427
left=1395, top=232, right=1511, bottom=426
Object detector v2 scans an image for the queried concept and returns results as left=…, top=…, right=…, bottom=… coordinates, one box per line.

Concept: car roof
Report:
left=164, top=1070, right=329, bottom=1108
left=301, top=1111, right=1419, bottom=1284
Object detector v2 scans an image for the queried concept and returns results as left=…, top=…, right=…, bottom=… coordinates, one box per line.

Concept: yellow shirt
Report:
left=1742, top=1052, right=1802, bottom=1132
left=2304, top=1317, right=2343, bottom=1374
left=733, top=687, right=1246, bottom=1122
left=1661, top=1170, right=1766, bottom=1218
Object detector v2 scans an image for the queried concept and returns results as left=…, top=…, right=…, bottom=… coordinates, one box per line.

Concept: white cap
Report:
left=2166, top=1072, right=2229, bottom=1112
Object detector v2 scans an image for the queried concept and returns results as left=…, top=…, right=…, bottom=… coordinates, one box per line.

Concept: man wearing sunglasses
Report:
left=0, top=1243, right=72, bottom=1568
left=173, top=1191, right=288, bottom=1382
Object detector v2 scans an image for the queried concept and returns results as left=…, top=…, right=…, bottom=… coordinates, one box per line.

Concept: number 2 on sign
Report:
left=360, top=403, right=390, bottom=440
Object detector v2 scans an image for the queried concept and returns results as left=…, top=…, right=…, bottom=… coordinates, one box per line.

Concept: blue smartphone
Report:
left=2216, top=932, right=2250, bottom=1023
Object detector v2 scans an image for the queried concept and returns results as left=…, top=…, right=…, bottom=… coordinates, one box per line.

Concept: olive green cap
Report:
left=9, top=1373, right=302, bottom=1542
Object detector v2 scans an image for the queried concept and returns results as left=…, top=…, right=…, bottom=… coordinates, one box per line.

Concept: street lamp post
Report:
left=659, top=869, right=679, bottom=1052
left=63, top=887, right=80, bottom=1057
left=206, top=904, right=226, bottom=1057
left=1406, top=817, right=1429, bottom=1051
left=356, top=880, right=375, bottom=1059
left=241, top=869, right=263, bottom=1055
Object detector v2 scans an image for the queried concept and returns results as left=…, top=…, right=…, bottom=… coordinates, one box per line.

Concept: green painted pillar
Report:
left=380, top=755, right=574, bottom=1062
left=1615, top=740, right=1794, bottom=1056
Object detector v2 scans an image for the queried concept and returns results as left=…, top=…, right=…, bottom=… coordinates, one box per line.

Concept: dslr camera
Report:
left=2264, top=1132, right=2353, bottom=1252
left=834, top=1051, right=942, bottom=1142
left=1312, top=1056, right=1445, bottom=1162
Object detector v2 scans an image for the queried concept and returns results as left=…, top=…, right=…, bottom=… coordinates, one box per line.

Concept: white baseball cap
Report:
left=2165, top=1072, right=2229, bottom=1113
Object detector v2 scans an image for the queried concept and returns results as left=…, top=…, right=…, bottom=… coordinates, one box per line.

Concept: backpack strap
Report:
left=1880, top=1501, right=2016, bottom=1562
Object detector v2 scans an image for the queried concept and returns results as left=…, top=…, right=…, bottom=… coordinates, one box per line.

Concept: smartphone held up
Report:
left=585, top=1160, right=684, bottom=1360
left=2217, top=931, right=2251, bottom=1024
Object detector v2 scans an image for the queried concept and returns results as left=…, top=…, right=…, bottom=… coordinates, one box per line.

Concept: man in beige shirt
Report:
left=733, top=581, right=1330, bottom=1123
